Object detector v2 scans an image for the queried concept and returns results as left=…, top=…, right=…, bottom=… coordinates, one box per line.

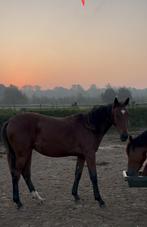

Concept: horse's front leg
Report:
left=86, top=153, right=105, bottom=207
left=72, top=156, right=85, bottom=201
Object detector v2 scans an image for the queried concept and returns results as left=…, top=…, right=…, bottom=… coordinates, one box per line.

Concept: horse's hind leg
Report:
left=7, top=153, right=23, bottom=209
left=72, top=156, right=85, bottom=201
left=22, top=152, right=44, bottom=203
left=11, top=170, right=22, bottom=208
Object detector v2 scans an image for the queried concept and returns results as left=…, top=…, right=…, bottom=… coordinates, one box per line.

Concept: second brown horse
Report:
left=1, top=97, right=129, bottom=208
left=126, top=132, right=147, bottom=176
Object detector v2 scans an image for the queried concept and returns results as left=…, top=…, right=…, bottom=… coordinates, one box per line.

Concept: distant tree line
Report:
left=0, top=84, right=27, bottom=105
left=0, top=83, right=147, bottom=106
left=101, top=85, right=132, bottom=103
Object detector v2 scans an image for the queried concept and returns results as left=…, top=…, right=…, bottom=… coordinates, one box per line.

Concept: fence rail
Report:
left=0, top=102, right=147, bottom=110
left=0, top=104, right=94, bottom=110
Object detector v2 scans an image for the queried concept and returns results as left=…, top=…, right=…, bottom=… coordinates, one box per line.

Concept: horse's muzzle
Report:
left=120, top=133, right=128, bottom=142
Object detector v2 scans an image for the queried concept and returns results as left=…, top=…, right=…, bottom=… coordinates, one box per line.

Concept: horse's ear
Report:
left=124, top=97, right=129, bottom=106
left=129, top=135, right=133, bottom=142
left=113, top=97, right=119, bottom=107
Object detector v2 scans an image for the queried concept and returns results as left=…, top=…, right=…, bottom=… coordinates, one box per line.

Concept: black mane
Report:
left=87, top=104, right=113, bottom=133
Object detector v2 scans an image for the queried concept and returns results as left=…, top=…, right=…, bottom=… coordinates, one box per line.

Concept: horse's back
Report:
left=6, top=112, right=85, bottom=157
left=132, top=131, right=147, bottom=148
left=6, top=112, right=74, bottom=138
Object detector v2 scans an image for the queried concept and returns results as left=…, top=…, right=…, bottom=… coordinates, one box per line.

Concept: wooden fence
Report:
left=0, top=102, right=147, bottom=110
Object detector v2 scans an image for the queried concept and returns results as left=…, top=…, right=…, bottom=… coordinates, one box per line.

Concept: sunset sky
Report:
left=0, top=0, right=147, bottom=89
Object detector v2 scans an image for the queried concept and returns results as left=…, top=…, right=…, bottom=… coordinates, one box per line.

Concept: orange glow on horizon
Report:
left=0, top=1, right=147, bottom=89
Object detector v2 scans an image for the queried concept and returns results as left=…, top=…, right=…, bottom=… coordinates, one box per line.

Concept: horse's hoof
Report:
left=16, top=202, right=23, bottom=209
left=73, top=194, right=80, bottom=201
left=100, top=203, right=106, bottom=208
left=38, top=198, right=45, bottom=205
left=99, top=201, right=106, bottom=208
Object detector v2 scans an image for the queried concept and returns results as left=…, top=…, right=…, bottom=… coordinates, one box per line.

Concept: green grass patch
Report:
left=0, top=106, right=147, bottom=130
left=128, top=107, right=147, bottom=128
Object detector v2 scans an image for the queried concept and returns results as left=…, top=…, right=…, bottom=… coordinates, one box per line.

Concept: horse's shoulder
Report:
left=72, top=113, right=85, bottom=122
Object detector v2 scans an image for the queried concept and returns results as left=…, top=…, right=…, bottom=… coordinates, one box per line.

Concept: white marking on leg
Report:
left=31, top=191, right=45, bottom=202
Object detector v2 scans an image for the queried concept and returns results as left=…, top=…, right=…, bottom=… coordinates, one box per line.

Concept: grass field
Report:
left=0, top=105, right=147, bottom=130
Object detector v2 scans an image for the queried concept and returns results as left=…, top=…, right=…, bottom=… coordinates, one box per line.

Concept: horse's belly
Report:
left=34, top=141, right=81, bottom=157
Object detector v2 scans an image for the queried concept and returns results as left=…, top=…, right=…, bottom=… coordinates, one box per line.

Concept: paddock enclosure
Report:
left=0, top=130, right=147, bottom=227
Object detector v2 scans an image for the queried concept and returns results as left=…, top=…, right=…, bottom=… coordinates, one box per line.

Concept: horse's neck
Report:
left=102, top=120, right=112, bottom=134
left=102, top=105, right=113, bottom=133
left=94, top=120, right=112, bottom=149
left=92, top=105, right=113, bottom=135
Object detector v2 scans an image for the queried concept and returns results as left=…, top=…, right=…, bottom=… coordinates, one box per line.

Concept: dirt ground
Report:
left=0, top=131, right=147, bottom=227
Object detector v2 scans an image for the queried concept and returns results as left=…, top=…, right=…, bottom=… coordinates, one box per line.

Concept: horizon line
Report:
left=1, top=83, right=147, bottom=90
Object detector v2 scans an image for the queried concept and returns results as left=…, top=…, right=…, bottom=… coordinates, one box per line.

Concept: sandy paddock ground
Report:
left=0, top=131, right=147, bottom=227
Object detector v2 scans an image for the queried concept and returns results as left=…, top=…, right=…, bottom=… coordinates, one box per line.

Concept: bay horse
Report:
left=126, top=132, right=147, bottom=176
left=1, top=97, right=129, bottom=209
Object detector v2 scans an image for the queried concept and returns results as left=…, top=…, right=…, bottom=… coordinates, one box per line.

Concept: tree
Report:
left=87, top=84, right=98, bottom=97
left=118, top=87, right=132, bottom=102
left=71, top=84, right=85, bottom=96
left=2, top=85, right=28, bottom=105
left=101, top=86, right=116, bottom=104
left=22, top=85, right=35, bottom=98
left=0, top=84, right=6, bottom=103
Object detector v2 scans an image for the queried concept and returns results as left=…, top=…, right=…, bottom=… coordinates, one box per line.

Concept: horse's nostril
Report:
left=124, top=134, right=128, bottom=140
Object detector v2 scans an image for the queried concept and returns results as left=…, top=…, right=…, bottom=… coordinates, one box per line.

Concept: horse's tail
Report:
left=1, top=121, right=16, bottom=169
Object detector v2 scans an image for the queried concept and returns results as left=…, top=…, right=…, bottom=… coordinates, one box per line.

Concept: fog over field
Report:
left=0, top=83, right=147, bottom=105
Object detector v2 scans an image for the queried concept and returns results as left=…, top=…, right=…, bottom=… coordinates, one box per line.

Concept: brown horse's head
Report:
left=126, top=136, right=146, bottom=176
left=112, top=97, right=129, bottom=142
